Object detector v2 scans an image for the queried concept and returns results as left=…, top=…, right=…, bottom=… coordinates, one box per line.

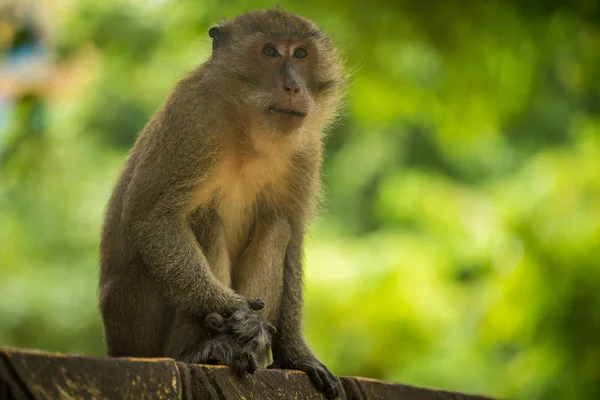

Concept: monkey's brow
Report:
left=250, top=27, right=322, bottom=41
left=285, top=29, right=322, bottom=40
left=300, top=29, right=322, bottom=39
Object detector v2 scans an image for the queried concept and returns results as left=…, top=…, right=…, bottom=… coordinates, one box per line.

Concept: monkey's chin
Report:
left=266, top=111, right=306, bottom=134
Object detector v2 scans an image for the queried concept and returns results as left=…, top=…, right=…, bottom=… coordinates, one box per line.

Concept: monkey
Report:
left=98, top=8, right=345, bottom=400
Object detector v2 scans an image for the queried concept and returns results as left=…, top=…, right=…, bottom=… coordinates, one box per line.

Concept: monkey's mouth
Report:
left=269, top=106, right=306, bottom=117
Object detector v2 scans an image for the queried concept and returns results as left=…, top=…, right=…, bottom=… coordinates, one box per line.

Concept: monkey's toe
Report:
left=270, top=357, right=340, bottom=399
left=305, top=363, right=338, bottom=399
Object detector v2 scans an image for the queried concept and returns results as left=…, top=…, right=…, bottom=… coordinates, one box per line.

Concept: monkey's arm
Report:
left=269, top=229, right=339, bottom=400
left=124, top=110, right=245, bottom=317
left=132, top=202, right=240, bottom=316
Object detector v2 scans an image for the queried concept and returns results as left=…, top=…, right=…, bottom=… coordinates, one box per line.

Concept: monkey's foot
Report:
left=268, top=356, right=340, bottom=399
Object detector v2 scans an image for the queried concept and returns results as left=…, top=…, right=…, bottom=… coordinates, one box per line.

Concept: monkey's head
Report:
left=207, top=9, right=345, bottom=135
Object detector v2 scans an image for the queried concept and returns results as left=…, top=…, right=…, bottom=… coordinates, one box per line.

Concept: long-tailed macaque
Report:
left=99, top=8, right=345, bottom=399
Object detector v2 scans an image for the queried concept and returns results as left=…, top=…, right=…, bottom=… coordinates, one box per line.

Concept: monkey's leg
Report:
left=232, top=217, right=291, bottom=326
left=267, top=230, right=341, bottom=400
left=100, top=260, right=171, bottom=358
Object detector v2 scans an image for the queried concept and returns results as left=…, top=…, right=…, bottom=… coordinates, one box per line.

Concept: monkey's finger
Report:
left=204, top=312, right=224, bottom=330
left=231, top=358, right=247, bottom=376
left=231, top=351, right=258, bottom=376
left=264, top=322, right=277, bottom=336
left=246, top=354, right=258, bottom=374
left=245, top=338, right=260, bottom=352
left=247, top=298, right=265, bottom=311
left=229, top=350, right=248, bottom=376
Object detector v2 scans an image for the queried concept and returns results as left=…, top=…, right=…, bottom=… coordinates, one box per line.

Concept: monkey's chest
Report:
left=215, top=182, right=257, bottom=262
left=213, top=157, right=288, bottom=263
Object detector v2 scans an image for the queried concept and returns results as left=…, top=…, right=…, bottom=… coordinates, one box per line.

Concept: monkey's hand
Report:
left=268, top=353, right=340, bottom=399
left=199, top=299, right=276, bottom=375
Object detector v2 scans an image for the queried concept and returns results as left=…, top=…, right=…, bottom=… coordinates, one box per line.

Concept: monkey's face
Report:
left=222, top=36, right=327, bottom=135
left=253, top=40, right=314, bottom=133
left=209, top=10, right=345, bottom=135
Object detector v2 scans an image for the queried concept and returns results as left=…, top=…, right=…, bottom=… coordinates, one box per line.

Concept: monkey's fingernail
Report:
left=248, top=298, right=265, bottom=310
left=204, top=312, right=224, bottom=329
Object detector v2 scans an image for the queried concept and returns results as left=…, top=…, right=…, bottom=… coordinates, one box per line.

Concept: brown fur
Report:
left=99, top=8, right=345, bottom=399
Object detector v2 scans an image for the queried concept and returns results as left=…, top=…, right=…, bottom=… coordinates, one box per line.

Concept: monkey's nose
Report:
left=284, top=81, right=301, bottom=94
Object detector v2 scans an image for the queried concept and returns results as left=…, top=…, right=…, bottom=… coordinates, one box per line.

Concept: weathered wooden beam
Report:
left=0, top=347, right=493, bottom=400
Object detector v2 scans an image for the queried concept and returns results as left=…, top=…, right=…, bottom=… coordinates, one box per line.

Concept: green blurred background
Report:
left=1, top=0, right=600, bottom=398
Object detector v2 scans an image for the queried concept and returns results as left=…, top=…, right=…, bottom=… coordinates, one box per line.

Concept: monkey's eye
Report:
left=293, top=47, right=308, bottom=58
left=263, top=44, right=279, bottom=57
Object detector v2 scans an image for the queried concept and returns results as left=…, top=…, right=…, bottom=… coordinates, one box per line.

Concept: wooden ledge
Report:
left=0, top=347, right=493, bottom=399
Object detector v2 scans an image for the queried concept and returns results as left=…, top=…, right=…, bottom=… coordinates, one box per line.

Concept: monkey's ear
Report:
left=208, top=27, right=220, bottom=39
left=208, top=26, right=228, bottom=55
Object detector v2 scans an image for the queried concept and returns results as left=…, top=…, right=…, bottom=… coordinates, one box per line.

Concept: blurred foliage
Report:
left=1, top=1, right=600, bottom=399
